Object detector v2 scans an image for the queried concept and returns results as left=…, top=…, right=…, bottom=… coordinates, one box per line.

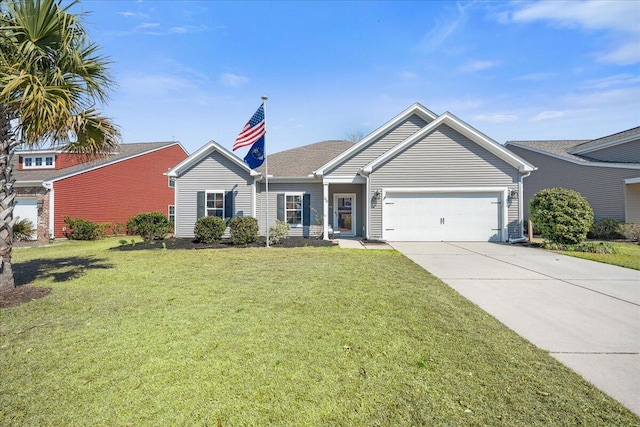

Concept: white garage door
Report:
left=14, top=198, right=38, bottom=240
left=383, top=192, right=502, bottom=241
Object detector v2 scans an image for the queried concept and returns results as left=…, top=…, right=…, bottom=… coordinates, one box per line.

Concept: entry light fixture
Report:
left=509, top=189, right=518, bottom=198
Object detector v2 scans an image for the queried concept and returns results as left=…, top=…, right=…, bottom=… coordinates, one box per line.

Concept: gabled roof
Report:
left=569, top=126, right=640, bottom=155
left=256, top=140, right=352, bottom=177
left=314, top=102, right=437, bottom=176
left=362, top=112, right=536, bottom=174
left=14, top=142, right=185, bottom=184
left=166, top=140, right=259, bottom=177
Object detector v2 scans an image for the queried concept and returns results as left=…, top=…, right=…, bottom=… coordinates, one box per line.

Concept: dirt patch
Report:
left=110, top=236, right=337, bottom=251
left=0, top=285, right=51, bottom=310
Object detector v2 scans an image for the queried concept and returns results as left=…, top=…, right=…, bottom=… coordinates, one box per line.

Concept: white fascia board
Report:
left=15, top=149, right=63, bottom=155
left=322, top=175, right=366, bottom=184
left=570, top=133, right=640, bottom=155
left=362, top=112, right=535, bottom=174
left=314, top=102, right=438, bottom=176
left=166, top=140, right=259, bottom=177
left=506, top=142, right=640, bottom=170
left=625, top=177, right=640, bottom=184
left=259, top=176, right=319, bottom=183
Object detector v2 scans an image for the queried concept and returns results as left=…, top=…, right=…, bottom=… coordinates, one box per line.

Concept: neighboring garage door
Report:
left=14, top=197, right=38, bottom=240
left=383, top=192, right=502, bottom=241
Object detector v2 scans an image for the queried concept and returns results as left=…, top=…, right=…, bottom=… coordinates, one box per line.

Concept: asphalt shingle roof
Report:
left=256, top=140, right=353, bottom=177
left=569, top=126, right=640, bottom=153
left=506, top=140, right=590, bottom=162
left=14, top=141, right=178, bottom=183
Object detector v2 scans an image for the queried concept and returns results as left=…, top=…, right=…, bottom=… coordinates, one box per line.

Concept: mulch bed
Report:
left=110, top=236, right=338, bottom=251
left=0, top=285, right=51, bottom=310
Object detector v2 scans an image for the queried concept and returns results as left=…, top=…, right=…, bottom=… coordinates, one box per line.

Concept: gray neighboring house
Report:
left=167, top=103, right=535, bottom=242
left=506, top=127, right=640, bottom=224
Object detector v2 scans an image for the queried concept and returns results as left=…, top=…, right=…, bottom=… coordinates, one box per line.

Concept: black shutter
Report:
left=277, top=194, right=285, bottom=221
left=303, top=194, right=311, bottom=226
left=225, top=191, right=233, bottom=219
left=197, top=191, right=205, bottom=219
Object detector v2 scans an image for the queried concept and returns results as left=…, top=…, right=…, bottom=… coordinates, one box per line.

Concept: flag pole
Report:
left=262, top=95, right=269, bottom=248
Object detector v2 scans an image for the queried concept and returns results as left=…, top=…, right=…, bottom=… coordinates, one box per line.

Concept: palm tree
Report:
left=0, top=0, right=120, bottom=290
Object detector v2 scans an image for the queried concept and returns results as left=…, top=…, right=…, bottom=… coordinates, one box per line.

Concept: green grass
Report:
left=1, top=239, right=638, bottom=426
left=557, top=241, right=640, bottom=271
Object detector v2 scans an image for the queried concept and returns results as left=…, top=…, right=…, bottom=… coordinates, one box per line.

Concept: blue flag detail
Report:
left=243, top=135, right=265, bottom=169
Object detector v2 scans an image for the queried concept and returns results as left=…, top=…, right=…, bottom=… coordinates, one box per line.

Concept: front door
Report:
left=333, top=193, right=356, bottom=236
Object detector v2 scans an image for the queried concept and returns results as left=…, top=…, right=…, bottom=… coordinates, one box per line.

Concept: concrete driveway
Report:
left=390, top=241, right=640, bottom=415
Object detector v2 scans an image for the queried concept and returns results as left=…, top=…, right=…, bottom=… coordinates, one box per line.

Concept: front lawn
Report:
left=1, top=239, right=637, bottom=425
left=557, top=241, right=640, bottom=271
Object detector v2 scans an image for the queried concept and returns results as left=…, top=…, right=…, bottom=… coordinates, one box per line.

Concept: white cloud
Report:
left=399, top=71, right=419, bottom=80
left=219, top=73, right=249, bottom=87
left=581, top=73, right=640, bottom=89
left=474, top=114, right=518, bottom=123
left=514, top=72, right=556, bottom=82
left=508, top=0, right=640, bottom=65
left=458, top=60, right=500, bottom=72
left=138, top=22, right=160, bottom=29
left=118, top=11, right=136, bottom=17
left=531, top=111, right=565, bottom=122
left=416, top=2, right=472, bottom=53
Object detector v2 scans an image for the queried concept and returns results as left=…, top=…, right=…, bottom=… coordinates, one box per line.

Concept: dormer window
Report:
left=22, top=155, right=55, bottom=169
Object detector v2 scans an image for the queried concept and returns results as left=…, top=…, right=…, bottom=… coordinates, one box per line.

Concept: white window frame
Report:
left=206, top=191, right=225, bottom=218
left=22, top=155, right=55, bottom=169
left=168, top=177, right=176, bottom=188
left=168, top=205, right=175, bottom=223
left=285, top=192, right=304, bottom=227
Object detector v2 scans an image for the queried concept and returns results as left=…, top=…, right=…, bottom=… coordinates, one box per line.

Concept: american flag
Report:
left=232, top=104, right=266, bottom=151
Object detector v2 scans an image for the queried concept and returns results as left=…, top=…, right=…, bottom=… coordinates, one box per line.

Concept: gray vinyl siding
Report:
left=326, top=114, right=428, bottom=177
left=369, top=125, right=521, bottom=240
left=626, top=184, right=640, bottom=223
left=580, top=139, right=640, bottom=163
left=509, top=145, right=640, bottom=222
left=174, top=151, right=254, bottom=238
left=256, top=182, right=323, bottom=237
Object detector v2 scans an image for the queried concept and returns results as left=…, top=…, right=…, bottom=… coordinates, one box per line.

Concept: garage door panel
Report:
left=383, top=192, right=501, bottom=242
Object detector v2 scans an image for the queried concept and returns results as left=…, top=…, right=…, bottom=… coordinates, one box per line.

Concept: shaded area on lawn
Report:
left=1, top=256, right=115, bottom=309
left=110, top=236, right=337, bottom=251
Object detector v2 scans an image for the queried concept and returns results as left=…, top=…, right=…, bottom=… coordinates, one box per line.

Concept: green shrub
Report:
left=588, top=218, right=623, bottom=240
left=194, top=216, right=226, bottom=243
left=126, top=212, right=170, bottom=242
left=13, top=218, right=35, bottom=241
left=112, top=222, right=125, bottom=236
left=269, top=219, right=290, bottom=245
left=64, top=216, right=100, bottom=240
left=529, top=188, right=593, bottom=245
left=622, top=223, right=640, bottom=244
left=228, top=216, right=259, bottom=245
left=575, top=241, right=617, bottom=254
left=97, top=222, right=111, bottom=238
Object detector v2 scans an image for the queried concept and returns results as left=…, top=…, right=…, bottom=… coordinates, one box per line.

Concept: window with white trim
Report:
left=168, top=177, right=175, bottom=188
left=206, top=192, right=224, bottom=218
left=22, top=155, right=55, bottom=169
left=286, top=194, right=303, bottom=226
left=168, top=205, right=175, bottom=223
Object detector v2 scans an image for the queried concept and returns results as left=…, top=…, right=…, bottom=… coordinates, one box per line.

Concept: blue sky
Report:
left=78, top=0, right=640, bottom=155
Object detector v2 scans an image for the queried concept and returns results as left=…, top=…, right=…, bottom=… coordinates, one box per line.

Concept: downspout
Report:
left=509, top=171, right=531, bottom=243
left=42, top=180, right=54, bottom=240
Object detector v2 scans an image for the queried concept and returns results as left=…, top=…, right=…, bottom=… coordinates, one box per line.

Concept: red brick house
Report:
left=13, top=142, right=189, bottom=240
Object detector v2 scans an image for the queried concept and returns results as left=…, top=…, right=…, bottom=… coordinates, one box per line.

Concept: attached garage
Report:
left=382, top=189, right=506, bottom=242
left=14, top=197, right=38, bottom=240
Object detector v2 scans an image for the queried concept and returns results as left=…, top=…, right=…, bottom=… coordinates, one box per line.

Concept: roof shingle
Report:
left=256, top=140, right=353, bottom=177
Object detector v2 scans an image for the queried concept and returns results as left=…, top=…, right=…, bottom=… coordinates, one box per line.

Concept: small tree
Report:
left=529, top=188, right=593, bottom=245
left=228, top=216, right=258, bottom=245
left=194, top=216, right=226, bottom=243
